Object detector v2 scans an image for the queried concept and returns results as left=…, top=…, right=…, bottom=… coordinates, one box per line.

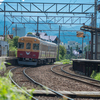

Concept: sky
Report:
left=0, top=0, right=95, bottom=3
left=0, top=0, right=99, bottom=44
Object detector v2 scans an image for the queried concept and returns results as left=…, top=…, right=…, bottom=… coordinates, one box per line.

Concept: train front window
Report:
left=33, top=44, right=39, bottom=50
left=18, top=42, right=24, bottom=49
left=26, top=43, right=31, bottom=49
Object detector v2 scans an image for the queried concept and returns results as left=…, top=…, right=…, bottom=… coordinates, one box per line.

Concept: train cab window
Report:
left=26, top=43, right=31, bottom=49
left=18, top=42, right=24, bottom=49
left=33, top=44, right=39, bottom=50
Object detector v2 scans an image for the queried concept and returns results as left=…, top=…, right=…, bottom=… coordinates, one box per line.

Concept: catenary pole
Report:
left=95, top=0, right=97, bottom=59
left=57, top=26, right=60, bottom=61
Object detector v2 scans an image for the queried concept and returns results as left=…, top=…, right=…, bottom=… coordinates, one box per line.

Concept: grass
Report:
left=55, top=59, right=72, bottom=64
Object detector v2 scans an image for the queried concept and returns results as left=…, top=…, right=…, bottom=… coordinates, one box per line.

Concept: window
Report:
left=33, top=44, right=39, bottom=50
left=18, top=42, right=24, bottom=49
left=26, top=43, right=31, bottom=49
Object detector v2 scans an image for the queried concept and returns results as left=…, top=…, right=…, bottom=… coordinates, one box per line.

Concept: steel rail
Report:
left=9, top=67, right=38, bottom=100
left=61, top=65, right=100, bottom=83
left=51, top=64, right=100, bottom=88
left=23, top=67, right=74, bottom=100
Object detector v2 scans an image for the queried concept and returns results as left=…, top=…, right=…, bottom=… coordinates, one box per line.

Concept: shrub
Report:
left=27, top=32, right=32, bottom=35
left=91, top=70, right=97, bottom=79
left=91, top=70, right=100, bottom=81
left=93, top=73, right=100, bottom=80
left=9, top=47, right=17, bottom=57
left=0, top=62, right=33, bottom=100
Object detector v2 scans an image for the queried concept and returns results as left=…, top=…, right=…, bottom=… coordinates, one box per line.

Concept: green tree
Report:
left=13, top=36, right=19, bottom=48
left=27, top=32, right=32, bottom=35
left=84, top=46, right=87, bottom=54
left=76, top=45, right=79, bottom=52
left=8, top=39, right=14, bottom=48
left=59, top=45, right=66, bottom=59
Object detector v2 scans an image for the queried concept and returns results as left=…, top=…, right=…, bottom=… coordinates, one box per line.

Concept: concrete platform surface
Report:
left=0, top=56, right=17, bottom=65
left=72, top=59, right=100, bottom=62
left=16, top=90, right=100, bottom=97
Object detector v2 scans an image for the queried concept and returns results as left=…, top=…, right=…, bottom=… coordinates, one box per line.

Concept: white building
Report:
left=66, top=41, right=87, bottom=50
left=0, top=41, right=9, bottom=56
left=60, top=42, right=67, bottom=49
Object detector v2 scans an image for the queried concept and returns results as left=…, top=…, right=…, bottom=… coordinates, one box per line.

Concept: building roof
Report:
left=26, top=32, right=58, bottom=42
left=31, top=32, right=47, bottom=36
left=40, top=35, right=57, bottom=41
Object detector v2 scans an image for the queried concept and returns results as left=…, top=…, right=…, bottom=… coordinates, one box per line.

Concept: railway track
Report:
left=9, top=67, right=38, bottom=100
left=9, top=66, right=74, bottom=100
left=24, top=67, right=74, bottom=100
left=51, top=64, right=100, bottom=88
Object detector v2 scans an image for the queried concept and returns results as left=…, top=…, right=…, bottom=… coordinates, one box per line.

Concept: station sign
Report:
left=76, top=31, right=84, bottom=37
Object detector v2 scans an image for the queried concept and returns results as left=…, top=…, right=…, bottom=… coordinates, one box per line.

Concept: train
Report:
left=17, top=35, right=58, bottom=66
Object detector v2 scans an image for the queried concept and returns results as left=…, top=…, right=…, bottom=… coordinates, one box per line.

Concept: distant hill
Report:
left=0, top=19, right=92, bottom=44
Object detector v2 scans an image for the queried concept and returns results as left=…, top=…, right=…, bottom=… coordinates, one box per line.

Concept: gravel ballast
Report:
left=25, top=64, right=100, bottom=91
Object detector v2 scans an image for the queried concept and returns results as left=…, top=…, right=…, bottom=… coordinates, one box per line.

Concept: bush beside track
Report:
left=0, top=62, right=32, bottom=100
left=55, top=59, right=72, bottom=64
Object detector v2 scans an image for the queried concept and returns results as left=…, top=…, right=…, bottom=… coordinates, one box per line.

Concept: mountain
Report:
left=0, top=19, right=91, bottom=44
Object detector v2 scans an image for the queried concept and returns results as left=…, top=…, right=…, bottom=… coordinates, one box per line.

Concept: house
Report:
left=66, top=41, right=87, bottom=54
left=26, top=32, right=60, bottom=44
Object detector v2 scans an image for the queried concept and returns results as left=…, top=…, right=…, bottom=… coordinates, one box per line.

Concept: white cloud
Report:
left=22, top=0, right=24, bottom=1
left=0, top=0, right=4, bottom=5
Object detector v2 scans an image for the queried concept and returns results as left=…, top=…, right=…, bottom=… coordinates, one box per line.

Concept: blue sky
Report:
left=0, top=0, right=99, bottom=44
left=1, top=0, right=94, bottom=3
left=0, top=0, right=99, bottom=28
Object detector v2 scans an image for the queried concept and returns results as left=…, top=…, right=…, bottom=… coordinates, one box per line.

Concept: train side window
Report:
left=33, top=44, right=39, bottom=50
left=26, top=43, right=31, bottom=49
left=18, top=42, right=24, bottom=49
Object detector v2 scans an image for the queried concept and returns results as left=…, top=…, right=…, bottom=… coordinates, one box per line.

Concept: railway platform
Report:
left=72, top=59, right=100, bottom=77
left=17, top=89, right=100, bottom=98
left=0, top=56, right=18, bottom=66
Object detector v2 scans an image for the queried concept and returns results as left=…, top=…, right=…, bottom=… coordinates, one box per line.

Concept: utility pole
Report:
left=15, top=24, right=17, bottom=36
left=6, top=25, right=7, bottom=38
left=37, top=16, right=39, bottom=34
left=4, top=3, right=5, bottom=41
left=95, top=0, right=97, bottom=59
left=90, top=14, right=94, bottom=59
left=57, top=26, right=60, bottom=61
left=82, top=37, right=83, bottom=57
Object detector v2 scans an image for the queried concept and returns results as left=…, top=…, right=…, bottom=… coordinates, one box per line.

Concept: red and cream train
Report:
left=17, top=36, right=58, bottom=65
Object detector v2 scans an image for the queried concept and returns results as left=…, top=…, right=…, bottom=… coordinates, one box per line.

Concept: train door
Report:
left=25, top=41, right=32, bottom=59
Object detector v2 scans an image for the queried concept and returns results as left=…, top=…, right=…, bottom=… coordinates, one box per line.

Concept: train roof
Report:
left=19, top=36, right=58, bottom=47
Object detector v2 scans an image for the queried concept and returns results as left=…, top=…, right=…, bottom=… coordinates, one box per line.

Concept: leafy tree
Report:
left=8, top=36, right=19, bottom=57
left=13, top=36, right=19, bottom=48
left=59, top=45, right=66, bottom=60
left=27, top=32, right=32, bottom=35
left=8, top=39, right=14, bottom=48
